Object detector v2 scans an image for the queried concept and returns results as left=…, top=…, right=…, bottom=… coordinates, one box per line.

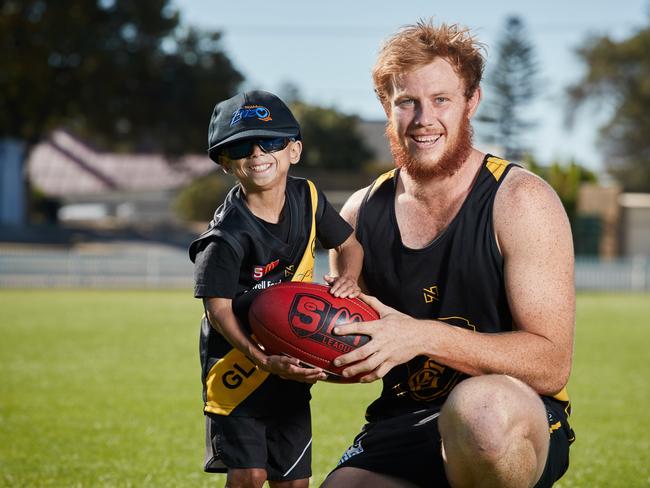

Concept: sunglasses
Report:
left=219, top=137, right=295, bottom=160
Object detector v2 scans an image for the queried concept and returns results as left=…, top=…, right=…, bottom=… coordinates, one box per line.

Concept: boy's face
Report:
left=219, top=138, right=302, bottom=191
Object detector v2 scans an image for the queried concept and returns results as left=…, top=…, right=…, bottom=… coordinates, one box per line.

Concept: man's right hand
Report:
left=330, top=293, right=427, bottom=383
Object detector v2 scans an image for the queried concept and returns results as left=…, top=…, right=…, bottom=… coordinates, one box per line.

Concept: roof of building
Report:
left=27, top=130, right=215, bottom=197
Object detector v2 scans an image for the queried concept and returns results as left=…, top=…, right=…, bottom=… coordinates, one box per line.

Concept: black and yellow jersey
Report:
left=356, top=155, right=571, bottom=422
left=189, top=176, right=352, bottom=417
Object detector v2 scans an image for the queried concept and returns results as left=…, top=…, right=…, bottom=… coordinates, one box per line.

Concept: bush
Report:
left=29, top=187, right=61, bottom=224
left=174, top=172, right=232, bottom=222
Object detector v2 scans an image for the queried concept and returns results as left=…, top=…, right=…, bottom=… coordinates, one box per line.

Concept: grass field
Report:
left=0, top=290, right=648, bottom=487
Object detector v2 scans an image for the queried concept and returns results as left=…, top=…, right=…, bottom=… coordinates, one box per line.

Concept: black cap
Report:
left=207, top=90, right=301, bottom=162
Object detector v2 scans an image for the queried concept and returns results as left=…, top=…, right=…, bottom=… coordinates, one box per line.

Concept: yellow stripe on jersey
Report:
left=553, top=386, right=570, bottom=403
left=549, top=421, right=562, bottom=433
left=204, top=180, right=320, bottom=416
left=368, top=169, right=397, bottom=199
left=204, top=347, right=269, bottom=416
left=553, top=385, right=572, bottom=418
left=291, top=179, right=319, bottom=283
left=486, top=156, right=510, bottom=181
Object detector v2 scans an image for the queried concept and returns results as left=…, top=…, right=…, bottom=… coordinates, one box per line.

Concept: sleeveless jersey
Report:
left=356, top=155, right=571, bottom=421
left=189, top=176, right=323, bottom=417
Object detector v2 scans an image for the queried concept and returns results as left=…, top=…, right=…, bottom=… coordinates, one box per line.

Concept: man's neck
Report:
left=400, top=149, right=485, bottom=204
left=392, top=149, right=485, bottom=248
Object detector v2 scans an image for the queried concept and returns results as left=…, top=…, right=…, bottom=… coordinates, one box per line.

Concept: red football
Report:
left=248, top=282, right=378, bottom=383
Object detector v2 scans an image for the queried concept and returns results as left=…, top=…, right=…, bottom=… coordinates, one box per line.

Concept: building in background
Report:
left=619, top=193, right=650, bottom=257
left=577, top=184, right=650, bottom=258
left=26, top=130, right=214, bottom=226
left=16, top=129, right=650, bottom=258
left=576, top=183, right=622, bottom=258
left=0, top=139, right=26, bottom=226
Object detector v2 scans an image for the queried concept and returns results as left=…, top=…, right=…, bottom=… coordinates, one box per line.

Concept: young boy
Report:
left=188, top=90, right=363, bottom=488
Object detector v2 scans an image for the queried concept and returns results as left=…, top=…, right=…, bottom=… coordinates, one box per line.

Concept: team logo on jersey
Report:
left=221, top=360, right=257, bottom=389
left=287, top=293, right=369, bottom=353
left=422, top=285, right=439, bottom=303
left=251, top=279, right=281, bottom=291
left=230, top=104, right=272, bottom=126
left=403, top=316, right=476, bottom=401
left=252, top=259, right=279, bottom=280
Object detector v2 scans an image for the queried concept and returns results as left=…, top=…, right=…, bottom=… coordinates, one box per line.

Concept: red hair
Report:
left=373, top=19, right=485, bottom=111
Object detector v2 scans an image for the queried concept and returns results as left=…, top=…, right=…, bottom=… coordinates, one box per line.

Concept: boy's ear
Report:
left=289, top=140, right=302, bottom=165
left=218, top=155, right=232, bottom=173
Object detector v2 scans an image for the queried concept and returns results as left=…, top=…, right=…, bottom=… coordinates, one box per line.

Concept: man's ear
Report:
left=289, top=140, right=302, bottom=165
left=467, top=86, right=481, bottom=119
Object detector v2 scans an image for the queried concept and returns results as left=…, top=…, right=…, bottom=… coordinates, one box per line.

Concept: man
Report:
left=324, top=20, right=575, bottom=488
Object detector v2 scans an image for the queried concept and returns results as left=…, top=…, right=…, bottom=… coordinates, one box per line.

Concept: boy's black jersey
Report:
left=189, top=176, right=353, bottom=417
left=356, top=155, right=571, bottom=421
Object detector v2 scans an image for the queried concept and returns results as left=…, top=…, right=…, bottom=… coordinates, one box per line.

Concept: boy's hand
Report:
left=261, top=355, right=328, bottom=383
left=324, top=274, right=361, bottom=298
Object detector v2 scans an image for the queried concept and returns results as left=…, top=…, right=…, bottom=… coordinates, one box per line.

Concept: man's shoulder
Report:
left=494, top=166, right=570, bottom=255
left=343, top=169, right=397, bottom=213
left=496, top=166, right=558, bottom=210
left=339, top=185, right=373, bottom=226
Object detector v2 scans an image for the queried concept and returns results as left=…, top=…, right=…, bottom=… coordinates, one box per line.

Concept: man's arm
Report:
left=328, top=187, right=367, bottom=284
left=326, top=233, right=364, bottom=298
left=332, top=169, right=575, bottom=395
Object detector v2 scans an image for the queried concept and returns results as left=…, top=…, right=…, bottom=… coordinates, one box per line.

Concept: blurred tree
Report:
left=174, top=171, right=230, bottom=223
left=525, top=156, right=598, bottom=226
left=0, top=0, right=243, bottom=154
left=290, top=101, right=374, bottom=171
left=28, top=187, right=60, bottom=224
left=567, top=21, right=650, bottom=191
left=277, top=81, right=302, bottom=105
left=478, top=16, right=539, bottom=160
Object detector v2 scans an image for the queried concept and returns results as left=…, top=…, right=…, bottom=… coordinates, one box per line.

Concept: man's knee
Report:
left=321, top=467, right=419, bottom=488
left=439, top=375, right=548, bottom=462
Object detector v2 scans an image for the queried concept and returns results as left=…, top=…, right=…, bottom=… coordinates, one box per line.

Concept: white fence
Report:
left=574, top=255, right=650, bottom=291
left=0, top=248, right=193, bottom=289
left=0, top=249, right=649, bottom=291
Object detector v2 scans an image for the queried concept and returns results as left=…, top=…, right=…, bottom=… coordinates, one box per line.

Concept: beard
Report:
left=387, top=114, right=474, bottom=181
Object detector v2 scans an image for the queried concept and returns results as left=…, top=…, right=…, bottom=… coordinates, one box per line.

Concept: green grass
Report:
left=0, top=291, right=648, bottom=487
left=557, top=294, right=650, bottom=487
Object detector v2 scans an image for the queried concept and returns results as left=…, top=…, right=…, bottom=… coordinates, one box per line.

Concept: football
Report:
left=248, top=282, right=379, bottom=383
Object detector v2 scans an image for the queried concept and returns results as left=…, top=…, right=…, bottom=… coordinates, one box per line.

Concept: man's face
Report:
left=387, top=57, right=479, bottom=180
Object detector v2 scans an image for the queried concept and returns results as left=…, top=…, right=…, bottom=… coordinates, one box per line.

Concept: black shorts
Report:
left=204, top=405, right=312, bottom=481
left=333, top=396, right=573, bottom=488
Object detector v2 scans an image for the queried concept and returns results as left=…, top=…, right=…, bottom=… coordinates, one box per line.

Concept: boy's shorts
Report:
left=204, top=405, right=312, bottom=481
left=333, top=396, right=573, bottom=488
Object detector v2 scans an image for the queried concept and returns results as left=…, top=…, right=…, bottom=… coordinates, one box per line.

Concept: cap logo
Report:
left=230, top=104, right=272, bottom=126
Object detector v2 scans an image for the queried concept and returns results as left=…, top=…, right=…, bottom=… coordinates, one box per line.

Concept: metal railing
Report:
left=0, top=249, right=648, bottom=291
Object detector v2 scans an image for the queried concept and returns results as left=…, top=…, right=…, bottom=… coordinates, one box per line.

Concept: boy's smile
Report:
left=221, top=139, right=302, bottom=192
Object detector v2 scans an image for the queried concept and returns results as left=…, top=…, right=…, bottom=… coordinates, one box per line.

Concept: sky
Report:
left=173, top=0, right=647, bottom=171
